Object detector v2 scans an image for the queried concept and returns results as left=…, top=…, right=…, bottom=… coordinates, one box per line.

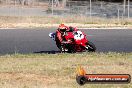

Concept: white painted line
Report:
left=78, top=27, right=131, bottom=30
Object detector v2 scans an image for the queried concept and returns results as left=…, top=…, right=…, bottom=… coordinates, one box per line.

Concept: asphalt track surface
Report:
left=0, top=28, right=132, bottom=54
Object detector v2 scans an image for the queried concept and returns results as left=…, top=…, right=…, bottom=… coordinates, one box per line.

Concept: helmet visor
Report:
left=60, top=28, right=66, bottom=32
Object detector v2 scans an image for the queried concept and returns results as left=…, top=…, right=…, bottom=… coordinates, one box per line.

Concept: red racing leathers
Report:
left=55, top=26, right=78, bottom=50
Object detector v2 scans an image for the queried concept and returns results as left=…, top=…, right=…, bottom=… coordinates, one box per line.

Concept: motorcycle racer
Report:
left=49, top=24, right=96, bottom=52
left=56, top=24, right=78, bottom=43
left=55, top=24, right=78, bottom=51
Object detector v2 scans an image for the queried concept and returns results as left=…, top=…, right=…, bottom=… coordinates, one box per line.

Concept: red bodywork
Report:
left=64, top=31, right=89, bottom=52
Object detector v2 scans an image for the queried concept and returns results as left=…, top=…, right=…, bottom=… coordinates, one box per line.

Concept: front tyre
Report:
left=86, top=41, right=96, bottom=52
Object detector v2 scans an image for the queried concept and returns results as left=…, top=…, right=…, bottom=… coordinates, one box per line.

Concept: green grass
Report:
left=0, top=52, right=131, bottom=88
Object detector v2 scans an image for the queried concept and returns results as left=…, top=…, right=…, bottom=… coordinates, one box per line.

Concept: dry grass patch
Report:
left=0, top=52, right=131, bottom=88
left=0, top=16, right=132, bottom=28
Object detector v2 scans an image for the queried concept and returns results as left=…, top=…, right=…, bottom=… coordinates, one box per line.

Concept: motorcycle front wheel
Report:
left=86, top=41, right=96, bottom=52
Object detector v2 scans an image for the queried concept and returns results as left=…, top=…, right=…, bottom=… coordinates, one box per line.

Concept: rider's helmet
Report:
left=58, top=24, right=68, bottom=33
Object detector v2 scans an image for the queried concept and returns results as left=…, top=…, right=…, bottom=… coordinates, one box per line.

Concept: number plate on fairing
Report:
left=74, top=31, right=84, bottom=40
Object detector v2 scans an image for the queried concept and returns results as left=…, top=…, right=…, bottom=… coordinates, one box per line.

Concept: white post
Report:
left=62, top=0, right=67, bottom=8
left=100, top=0, right=103, bottom=9
left=90, top=0, right=92, bottom=18
left=52, top=0, right=54, bottom=15
left=123, top=0, right=126, bottom=16
left=118, top=9, right=120, bottom=22
left=128, top=0, right=130, bottom=18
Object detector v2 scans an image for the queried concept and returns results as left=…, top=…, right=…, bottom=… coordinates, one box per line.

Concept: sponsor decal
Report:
left=76, top=66, right=131, bottom=85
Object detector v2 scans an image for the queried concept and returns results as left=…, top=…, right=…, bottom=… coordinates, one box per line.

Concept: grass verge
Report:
left=0, top=16, right=132, bottom=29
left=0, top=52, right=132, bottom=88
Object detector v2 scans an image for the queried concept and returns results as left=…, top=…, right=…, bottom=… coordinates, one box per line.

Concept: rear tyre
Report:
left=86, top=41, right=96, bottom=52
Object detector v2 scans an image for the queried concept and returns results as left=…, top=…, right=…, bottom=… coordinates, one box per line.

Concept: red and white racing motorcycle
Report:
left=49, top=30, right=96, bottom=53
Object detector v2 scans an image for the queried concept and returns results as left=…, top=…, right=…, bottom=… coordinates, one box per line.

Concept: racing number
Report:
left=74, top=31, right=84, bottom=40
